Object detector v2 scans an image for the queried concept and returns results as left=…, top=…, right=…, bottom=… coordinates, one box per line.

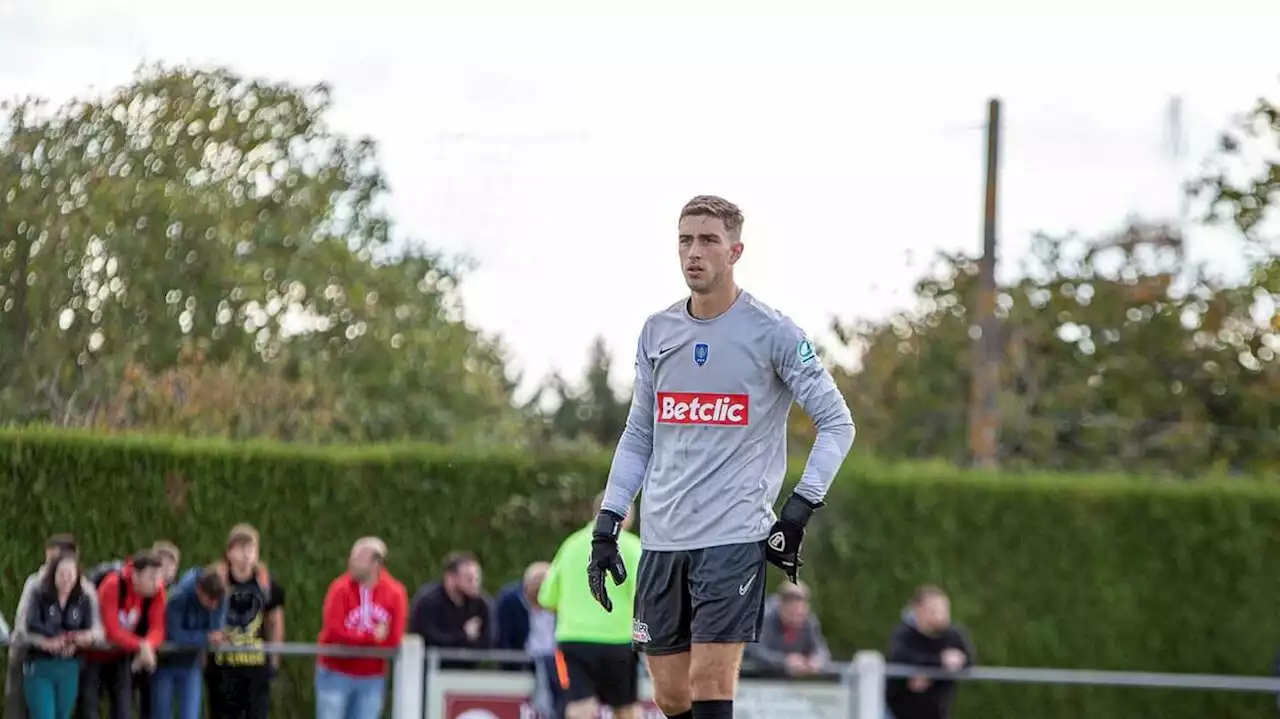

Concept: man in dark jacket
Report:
left=409, top=552, right=493, bottom=669
left=152, top=567, right=228, bottom=719
left=886, top=585, right=975, bottom=719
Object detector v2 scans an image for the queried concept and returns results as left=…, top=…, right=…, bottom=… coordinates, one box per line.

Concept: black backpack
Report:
left=87, top=560, right=153, bottom=626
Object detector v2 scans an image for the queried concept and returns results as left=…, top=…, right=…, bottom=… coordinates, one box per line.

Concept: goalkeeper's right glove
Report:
left=587, top=510, right=628, bottom=612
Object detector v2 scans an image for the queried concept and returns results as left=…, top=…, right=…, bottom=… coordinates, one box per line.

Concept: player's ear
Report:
left=730, top=241, right=744, bottom=264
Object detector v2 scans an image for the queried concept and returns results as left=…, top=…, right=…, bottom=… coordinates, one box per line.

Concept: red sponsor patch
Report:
left=656, top=392, right=749, bottom=426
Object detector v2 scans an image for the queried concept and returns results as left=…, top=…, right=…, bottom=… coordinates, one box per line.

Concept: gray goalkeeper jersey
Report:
left=601, top=290, right=856, bottom=551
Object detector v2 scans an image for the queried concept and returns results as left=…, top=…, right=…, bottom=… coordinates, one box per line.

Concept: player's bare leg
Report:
left=612, top=704, right=641, bottom=719
left=646, top=652, right=692, bottom=717
left=564, top=698, right=598, bottom=719
left=690, top=642, right=743, bottom=707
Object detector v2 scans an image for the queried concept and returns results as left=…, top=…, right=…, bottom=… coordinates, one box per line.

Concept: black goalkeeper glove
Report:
left=587, top=510, right=628, bottom=612
left=766, top=493, right=823, bottom=583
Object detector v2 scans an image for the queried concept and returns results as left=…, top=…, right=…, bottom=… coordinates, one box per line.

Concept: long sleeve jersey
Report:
left=602, top=291, right=856, bottom=551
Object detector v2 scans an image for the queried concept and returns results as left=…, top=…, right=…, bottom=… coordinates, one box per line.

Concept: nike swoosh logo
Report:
left=658, top=345, right=679, bottom=356
left=739, top=572, right=756, bottom=596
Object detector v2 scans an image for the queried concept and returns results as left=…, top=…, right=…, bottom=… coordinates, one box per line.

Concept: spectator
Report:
left=151, top=541, right=182, bottom=589
left=83, top=540, right=178, bottom=719
left=746, top=580, right=831, bottom=677
left=410, top=551, right=493, bottom=668
left=494, top=561, right=551, bottom=655
left=316, top=537, right=408, bottom=719
left=152, top=567, right=228, bottom=719
left=86, top=540, right=180, bottom=590
left=205, top=524, right=285, bottom=719
left=21, top=551, right=100, bottom=719
left=140, top=541, right=179, bottom=719
left=79, top=550, right=167, bottom=719
left=8, top=534, right=95, bottom=719
left=495, top=562, right=559, bottom=715
left=538, top=494, right=642, bottom=719
left=886, top=585, right=975, bottom=719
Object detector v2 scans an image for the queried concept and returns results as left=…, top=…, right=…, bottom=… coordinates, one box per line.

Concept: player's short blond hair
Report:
left=679, top=195, right=745, bottom=240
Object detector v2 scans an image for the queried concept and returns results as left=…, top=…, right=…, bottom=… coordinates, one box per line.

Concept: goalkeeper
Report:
left=586, top=195, right=856, bottom=719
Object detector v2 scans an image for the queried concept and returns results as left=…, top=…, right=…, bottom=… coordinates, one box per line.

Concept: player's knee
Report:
left=565, top=699, right=597, bottom=719
left=652, top=692, right=692, bottom=718
left=649, top=674, right=692, bottom=716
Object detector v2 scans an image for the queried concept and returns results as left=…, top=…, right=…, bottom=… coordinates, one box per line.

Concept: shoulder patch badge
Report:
left=797, top=338, right=817, bottom=365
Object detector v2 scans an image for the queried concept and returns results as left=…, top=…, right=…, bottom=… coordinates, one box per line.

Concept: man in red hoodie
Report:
left=316, top=537, right=408, bottom=719
left=79, top=551, right=168, bottom=719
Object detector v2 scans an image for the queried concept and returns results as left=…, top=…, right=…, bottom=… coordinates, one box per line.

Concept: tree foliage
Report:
left=528, top=335, right=630, bottom=448
left=0, top=64, right=521, bottom=443
left=802, top=86, right=1280, bottom=477
left=1193, top=91, right=1280, bottom=250
left=829, top=224, right=1279, bottom=476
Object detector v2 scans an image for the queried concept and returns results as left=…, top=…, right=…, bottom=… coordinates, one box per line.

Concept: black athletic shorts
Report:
left=555, top=642, right=639, bottom=707
left=631, top=540, right=768, bottom=656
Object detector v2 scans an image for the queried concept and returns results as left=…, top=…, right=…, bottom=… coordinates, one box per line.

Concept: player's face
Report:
left=678, top=214, right=741, bottom=294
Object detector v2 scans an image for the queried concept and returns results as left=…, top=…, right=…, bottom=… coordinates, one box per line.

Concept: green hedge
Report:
left=2, top=429, right=1279, bottom=718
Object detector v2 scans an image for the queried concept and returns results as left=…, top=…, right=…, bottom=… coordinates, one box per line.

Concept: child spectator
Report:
left=79, top=551, right=167, bottom=719
left=8, top=534, right=96, bottom=719
left=152, top=567, right=228, bottom=719
left=316, top=537, right=408, bottom=719
left=205, top=524, right=285, bottom=719
left=21, top=552, right=101, bottom=719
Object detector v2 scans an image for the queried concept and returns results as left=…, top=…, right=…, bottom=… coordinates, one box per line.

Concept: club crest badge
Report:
left=693, top=343, right=709, bottom=366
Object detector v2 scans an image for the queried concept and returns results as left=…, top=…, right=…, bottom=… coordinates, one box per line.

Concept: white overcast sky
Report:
left=2, top=0, right=1278, bottom=396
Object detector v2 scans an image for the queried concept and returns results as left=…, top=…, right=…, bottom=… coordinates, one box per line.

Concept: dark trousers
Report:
left=533, top=654, right=567, bottom=719
left=205, top=665, right=272, bottom=719
left=135, top=670, right=151, bottom=718
left=7, top=647, right=30, bottom=719
left=77, top=658, right=133, bottom=719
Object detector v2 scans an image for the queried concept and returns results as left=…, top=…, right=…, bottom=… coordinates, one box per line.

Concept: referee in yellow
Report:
left=539, top=492, right=643, bottom=719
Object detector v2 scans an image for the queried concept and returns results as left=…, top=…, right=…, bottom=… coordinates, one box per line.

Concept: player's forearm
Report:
left=601, top=434, right=649, bottom=517
left=793, top=408, right=855, bottom=504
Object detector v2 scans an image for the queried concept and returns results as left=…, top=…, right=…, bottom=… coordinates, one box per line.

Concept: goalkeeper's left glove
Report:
left=765, top=493, right=822, bottom=583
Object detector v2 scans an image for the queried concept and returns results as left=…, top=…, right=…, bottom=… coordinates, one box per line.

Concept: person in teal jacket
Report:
left=151, top=567, right=228, bottom=719
left=22, top=552, right=100, bottom=719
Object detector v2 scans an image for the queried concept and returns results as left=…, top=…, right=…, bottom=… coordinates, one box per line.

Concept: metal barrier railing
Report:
left=850, top=651, right=1280, bottom=719
left=1, top=636, right=426, bottom=719
left=8, top=637, right=1280, bottom=718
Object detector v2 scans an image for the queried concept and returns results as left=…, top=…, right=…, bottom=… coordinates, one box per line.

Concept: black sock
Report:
left=692, top=699, right=733, bottom=718
left=665, top=711, right=693, bottom=719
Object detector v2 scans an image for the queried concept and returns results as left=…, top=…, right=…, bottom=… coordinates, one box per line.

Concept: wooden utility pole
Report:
left=968, top=98, right=1002, bottom=469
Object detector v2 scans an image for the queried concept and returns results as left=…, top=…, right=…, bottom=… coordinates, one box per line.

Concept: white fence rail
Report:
left=8, top=637, right=1280, bottom=717
left=418, top=647, right=1280, bottom=718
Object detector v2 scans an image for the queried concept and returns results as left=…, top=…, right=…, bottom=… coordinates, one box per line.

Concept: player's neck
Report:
left=689, top=282, right=741, bottom=320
